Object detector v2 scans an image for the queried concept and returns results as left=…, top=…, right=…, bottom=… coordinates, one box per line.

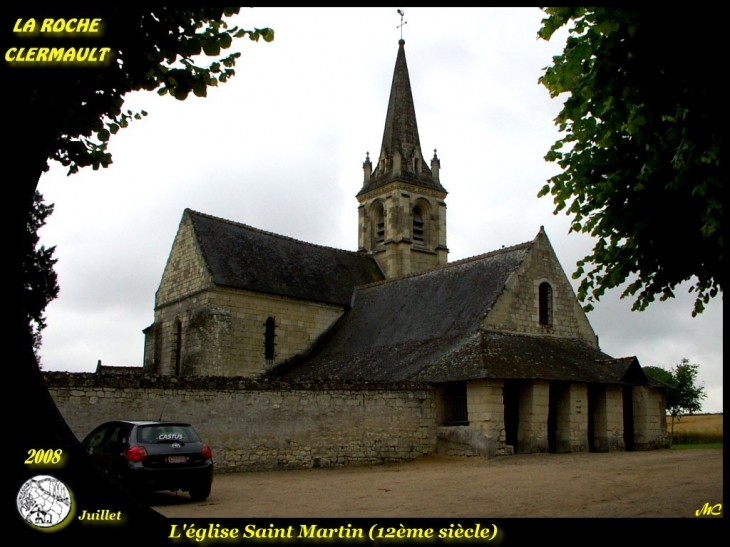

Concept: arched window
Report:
left=539, top=282, right=553, bottom=326
left=174, top=318, right=183, bottom=376
left=264, top=317, right=276, bottom=365
left=412, top=206, right=424, bottom=242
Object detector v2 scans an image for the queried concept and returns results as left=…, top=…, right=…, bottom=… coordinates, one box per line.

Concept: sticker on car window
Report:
left=158, top=433, right=184, bottom=440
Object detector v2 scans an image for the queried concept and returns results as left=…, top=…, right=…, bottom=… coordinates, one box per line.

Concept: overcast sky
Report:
left=36, top=8, right=723, bottom=413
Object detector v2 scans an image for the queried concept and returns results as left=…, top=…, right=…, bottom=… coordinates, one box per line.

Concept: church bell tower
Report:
left=357, top=39, right=448, bottom=279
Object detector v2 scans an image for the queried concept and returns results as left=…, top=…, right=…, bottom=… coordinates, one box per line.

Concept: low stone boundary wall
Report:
left=44, top=372, right=439, bottom=473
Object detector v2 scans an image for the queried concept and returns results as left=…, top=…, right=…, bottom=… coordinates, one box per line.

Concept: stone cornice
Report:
left=357, top=181, right=447, bottom=203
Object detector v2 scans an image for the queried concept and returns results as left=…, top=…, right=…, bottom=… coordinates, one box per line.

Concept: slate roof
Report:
left=95, top=364, right=144, bottom=375
left=358, top=40, right=447, bottom=196
left=598, top=356, right=670, bottom=388
left=277, top=330, right=629, bottom=384
left=186, top=209, right=384, bottom=307
left=308, top=242, right=530, bottom=350
left=274, top=240, right=649, bottom=386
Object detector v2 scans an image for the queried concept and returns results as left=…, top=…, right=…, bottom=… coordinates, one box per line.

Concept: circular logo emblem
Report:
left=17, top=475, right=72, bottom=529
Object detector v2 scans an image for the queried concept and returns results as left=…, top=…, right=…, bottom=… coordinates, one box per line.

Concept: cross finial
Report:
left=397, top=9, right=407, bottom=40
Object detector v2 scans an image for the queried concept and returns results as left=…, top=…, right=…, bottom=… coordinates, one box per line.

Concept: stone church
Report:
left=47, top=39, right=668, bottom=470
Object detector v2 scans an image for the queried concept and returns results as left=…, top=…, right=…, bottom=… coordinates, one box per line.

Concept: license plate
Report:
left=167, top=455, right=187, bottom=464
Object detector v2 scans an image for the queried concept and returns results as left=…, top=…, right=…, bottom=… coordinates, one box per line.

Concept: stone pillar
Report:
left=553, top=382, right=571, bottom=453
left=551, top=382, right=589, bottom=453
left=517, top=380, right=549, bottom=453
left=568, top=383, right=589, bottom=452
left=592, top=385, right=625, bottom=452
left=632, top=386, right=669, bottom=450
left=466, top=379, right=506, bottom=457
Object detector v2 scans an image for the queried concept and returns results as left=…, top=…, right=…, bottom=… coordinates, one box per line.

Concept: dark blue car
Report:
left=81, top=420, right=213, bottom=501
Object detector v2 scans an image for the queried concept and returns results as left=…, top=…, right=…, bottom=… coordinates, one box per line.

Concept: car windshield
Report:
left=137, top=424, right=200, bottom=444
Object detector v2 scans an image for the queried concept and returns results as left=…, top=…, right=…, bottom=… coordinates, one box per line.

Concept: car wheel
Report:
left=189, top=483, right=211, bottom=501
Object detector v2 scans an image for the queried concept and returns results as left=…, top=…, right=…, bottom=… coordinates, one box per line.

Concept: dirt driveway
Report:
left=150, top=449, right=722, bottom=518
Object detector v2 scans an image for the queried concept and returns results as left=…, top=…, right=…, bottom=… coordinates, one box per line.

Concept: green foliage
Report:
left=671, top=442, right=723, bottom=450
left=9, top=8, right=272, bottom=357
left=644, top=359, right=706, bottom=446
left=537, top=8, right=723, bottom=316
left=641, top=366, right=674, bottom=388
left=671, top=434, right=723, bottom=447
left=23, top=192, right=59, bottom=366
left=644, top=359, right=706, bottom=418
left=43, top=8, right=274, bottom=175
left=670, top=359, right=707, bottom=417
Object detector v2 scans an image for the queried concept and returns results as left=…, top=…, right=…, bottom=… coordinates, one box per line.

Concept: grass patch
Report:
left=671, top=432, right=723, bottom=445
left=671, top=443, right=723, bottom=450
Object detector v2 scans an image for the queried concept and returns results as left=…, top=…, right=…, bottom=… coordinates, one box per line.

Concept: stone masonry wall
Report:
left=467, top=379, right=507, bottom=456
left=45, top=373, right=438, bottom=473
left=632, top=386, right=670, bottom=450
left=147, top=210, right=346, bottom=378
left=517, top=380, right=549, bottom=454
left=150, top=287, right=345, bottom=378
left=156, top=212, right=212, bottom=307
left=208, top=289, right=344, bottom=377
left=410, top=248, right=438, bottom=275
left=483, top=230, right=598, bottom=346
left=562, top=383, right=589, bottom=453
left=358, top=184, right=446, bottom=279
left=592, top=385, right=625, bottom=452
left=145, top=292, right=218, bottom=375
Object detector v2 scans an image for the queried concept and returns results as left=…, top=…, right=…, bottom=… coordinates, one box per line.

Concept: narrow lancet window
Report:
left=264, top=317, right=276, bottom=365
left=539, top=282, right=553, bottom=326
left=174, top=318, right=183, bottom=376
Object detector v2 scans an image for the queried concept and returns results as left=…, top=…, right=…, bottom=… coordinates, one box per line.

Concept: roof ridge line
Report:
left=355, top=240, right=533, bottom=290
left=185, top=208, right=364, bottom=257
left=480, top=328, right=593, bottom=342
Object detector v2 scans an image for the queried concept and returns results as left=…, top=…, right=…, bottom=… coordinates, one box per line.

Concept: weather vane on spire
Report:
left=397, top=9, right=407, bottom=40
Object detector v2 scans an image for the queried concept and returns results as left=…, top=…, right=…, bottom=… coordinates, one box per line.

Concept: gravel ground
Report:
left=149, top=448, right=723, bottom=518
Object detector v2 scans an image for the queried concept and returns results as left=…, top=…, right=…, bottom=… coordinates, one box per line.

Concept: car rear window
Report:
left=137, top=424, right=201, bottom=444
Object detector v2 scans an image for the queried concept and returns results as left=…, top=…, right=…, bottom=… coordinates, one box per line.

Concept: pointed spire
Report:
left=358, top=40, right=446, bottom=196
left=381, top=39, right=421, bottom=163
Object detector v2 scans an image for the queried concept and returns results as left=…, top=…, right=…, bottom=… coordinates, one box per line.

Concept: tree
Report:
left=537, top=8, right=723, bottom=317
left=23, top=191, right=59, bottom=366
left=6, top=8, right=272, bottom=522
left=644, top=359, right=706, bottom=445
left=8, top=8, right=273, bottom=357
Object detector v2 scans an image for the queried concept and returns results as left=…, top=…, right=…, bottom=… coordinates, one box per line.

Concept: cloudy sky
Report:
left=36, top=8, right=722, bottom=412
